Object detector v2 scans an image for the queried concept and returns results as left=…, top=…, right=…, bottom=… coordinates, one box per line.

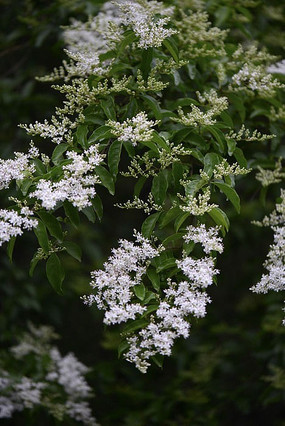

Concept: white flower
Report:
left=267, top=59, right=285, bottom=75
left=184, top=224, right=223, bottom=254
left=0, top=152, right=34, bottom=190
left=30, top=146, right=104, bottom=210
left=107, top=112, right=159, bottom=146
left=0, top=208, right=38, bottom=246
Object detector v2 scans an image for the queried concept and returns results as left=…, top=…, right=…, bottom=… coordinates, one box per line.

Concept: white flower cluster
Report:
left=125, top=241, right=222, bottom=373
left=0, top=152, right=35, bottom=190
left=267, top=59, right=285, bottom=75
left=184, top=224, right=223, bottom=253
left=84, top=226, right=223, bottom=373
left=82, top=232, right=160, bottom=325
left=172, top=90, right=228, bottom=127
left=231, top=63, right=285, bottom=97
left=30, top=146, right=104, bottom=210
left=256, top=158, right=285, bottom=187
left=107, top=112, right=160, bottom=146
left=20, top=116, right=76, bottom=145
left=0, top=324, right=98, bottom=425
left=251, top=189, right=285, bottom=324
left=0, top=207, right=38, bottom=246
left=117, top=0, right=177, bottom=49
left=178, top=188, right=218, bottom=215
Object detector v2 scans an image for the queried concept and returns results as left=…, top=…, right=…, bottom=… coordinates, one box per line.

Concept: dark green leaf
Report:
left=37, top=211, right=63, bottom=242
left=62, top=241, right=82, bottom=262
left=46, top=253, right=65, bottom=294
left=208, top=207, right=230, bottom=233
left=7, top=237, right=16, bottom=262
left=88, top=125, right=113, bottom=144
left=52, top=143, right=69, bottom=165
left=141, top=94, right=162, bottom=120
left=174, top=212, right=190, bottom=232
left=118, top=340, right=129, bottom=358
left=82, top=206, right=96, bottom=223
left=95, top=165, right=115, bottom=195
left=163, top=38, right=179, bottom=63
left=92, top=196, right=103, bottom=221
left=141, top=212, right=161, bottom=238
left=151, top=171, right=168, bottom=205
left=122, top=319, right=149, bottom=335
left=156, top=257, right=177, bottom=273
left=147, top=268, right=160, bottom=291
left=76, top=124, right=88, bottom=149
left=108, top=140, right=122, bottom=177
left=134, top=284, right=146, bottom=301
left=34, top=220, right=49, bottom=254
left=203, top=152, right=221, bottom=177
left=64, top=202, right=80, bottom=228
left=101, top=97, right=116, bottom=120
left=213, top=182, right=240, bottom=213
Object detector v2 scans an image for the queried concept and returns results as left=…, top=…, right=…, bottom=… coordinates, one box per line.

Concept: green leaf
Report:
left=156, top=257, right=177, bottom=273
left=134, top=284, right=146, bottom=301
left=172, top=162, right=184, bottom=190
left=32, top=158, right=46, bottom=175
left=88, top=125, right=113, bottom=144
left=82, top=206, right=96, bottom=223
left=174, top=212, right=190, bottom=232
left=152, top=131, right=170, bottom=151
left=46, top=253, right=65, bottom=294
left=52, top=143, right=69, bottom=165
left=220, top=111, right=233, bottom=128
left=151, top=171, right=168, bottom=205
left=95, top=165, right=115, bottom=195
left=162, top=232, right=183, bottom=248
left=76, top=124, right=88, bottom=149
left=147, top=268, right=160, bottom=291
left=118, top=340, right=129, bottom=359
left=34, top=220, right=49, bottom=254
left=208, top=207, right=230, bottom=233
left=117, top=30, right=137, bottom=56
left=213, top=182, right=240, bottom=213
left=207, top=126, right=226, bottom=154
left=228, top=93, right=246, bottom=122
left=101, top=97, right=116, bottom=120
left=203, top=152, right=221, bottom=177
left=163, top=38, right=179, bottom=63
left=7, top=237, right=16, bottom=262
left=37, top=211, right=63, bottom=242
left=234, top=147, right=248, bottom=168
left=184, top=177, right=205, bottom=196
left=64, top=202, right=80, bottom=228
left=226, top=138, right=236, bottom=156
left=141, top=94, right=162, bottom=120
left=160, top=206, right=181, bottom=229
left=141, top=212, right=161, bottom=238
left=19, top=179, right=33, bottom=196
left=172, top=127, right=193, bottom=144
left=122, top=319, right=149, bottom=335
left=29, top=254, right=40, bottom=277
left=141, top=47, right=153, bottom=79
left=108, top=140, right=122, bottom=177
left=92, top=196, right=103, bottom=221
left=123, top=141, right=135, bottom=158
left=62, top=241, right=82, bottom=262
left=152, top=354, right=164, bottom=368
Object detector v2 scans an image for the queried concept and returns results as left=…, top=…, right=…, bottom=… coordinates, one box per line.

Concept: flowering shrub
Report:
left=0, top=0, right=284, bottom=375
left=0, top=324, right=97, bottom=424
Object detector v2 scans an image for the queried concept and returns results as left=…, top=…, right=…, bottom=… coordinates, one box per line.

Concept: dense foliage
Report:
left=0, top=0, right=284, bottom=424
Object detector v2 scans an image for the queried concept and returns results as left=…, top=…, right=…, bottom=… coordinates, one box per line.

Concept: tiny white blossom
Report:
left=107, top=112, right=159, bottom=146
left=184, top=224, right=223, bottom=253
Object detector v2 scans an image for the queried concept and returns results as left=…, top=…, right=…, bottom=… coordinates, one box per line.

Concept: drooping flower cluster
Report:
left=30, top=146, right=104, bottom=210
left=124, top=229, right=222, bottom=373
left=83, top=226, right=223, bottom=373
left=251, top=189, right=285, bottom=324
left=107, top=112, right=160, bottom=146
left=0, top=324, right=98, bottom=425
left=267, top=59, right=285, bottom=75
left=0, top=207, right=38, bottom=246
left=82, top=232, right=161, bottom=325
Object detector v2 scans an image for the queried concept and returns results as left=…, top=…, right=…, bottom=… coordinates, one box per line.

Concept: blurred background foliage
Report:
left=0, top=0, right=284, bottom=424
